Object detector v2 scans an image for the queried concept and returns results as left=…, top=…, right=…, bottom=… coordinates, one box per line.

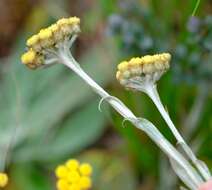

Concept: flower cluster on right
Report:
left=55, top=159, right=92, bottom=190
left=116, top=53, right=171, bottom=86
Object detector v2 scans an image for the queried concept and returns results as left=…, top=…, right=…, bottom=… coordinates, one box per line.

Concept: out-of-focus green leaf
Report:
left=78, top=150, right=138, bottom=190
left=13, top=100, right=106, bottom=162
left=9, top=163, right=52, bottom=190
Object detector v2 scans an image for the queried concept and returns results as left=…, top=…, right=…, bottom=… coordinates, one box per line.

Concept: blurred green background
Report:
left=0, top=0, right=211, bottom=189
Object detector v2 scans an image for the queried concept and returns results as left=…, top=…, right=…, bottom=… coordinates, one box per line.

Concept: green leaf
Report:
left=10, top=163, right=53, bottom=190
left=14, top=100, right=106, bottom=162
left=78, top=150, right=138, bottom=190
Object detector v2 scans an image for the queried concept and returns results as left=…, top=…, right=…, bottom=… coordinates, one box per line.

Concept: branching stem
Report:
left=58, top=50, right=204, bottom=190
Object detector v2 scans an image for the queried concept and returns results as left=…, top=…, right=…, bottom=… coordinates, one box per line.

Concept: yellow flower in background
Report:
left=55, top=159, right=92, bottom=190
left=0, top=172, right=8, bottom=188
left=79, top=164, right=92, bottom=176
left=79, top=176, right=92, bottom=189
left=66, top=159, right=79, bottom=171
left=55, top=165, right=69, bottom=178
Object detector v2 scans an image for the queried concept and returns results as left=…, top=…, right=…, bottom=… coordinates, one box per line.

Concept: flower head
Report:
left=21, top=17, right=80, bottom=69
left=0, top=172, right=8, bottom=188
left=55, top=159, right=92, bottom=190
left=116, top=53, right=171, bottom=90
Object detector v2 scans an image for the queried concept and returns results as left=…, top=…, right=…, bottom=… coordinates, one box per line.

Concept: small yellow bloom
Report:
left=69, top=17, right=80, bottom=24
left=66, top=159, right=79, bottom=171
left=79, top=176, right=92, bottom=189
left=38, top=29, right=52, bottom=40
left=57, top=18, right=70, bottom=26
left=55, top=159, right=93, bottom=190
left=129, top=57, right=141, bottom=65
left=56, top=179, right=69, bottom=190
left=55, top=165, right=69, bottom=178
left=49, top=24, right=59, bottom=33
left=0, top=173, right=8, bottom=188
left=79, top=163, right=92, bottom=176
left=67, top=171, right=80, bottom=183
left=117, top=61, right=128, bottom=71
left=21, top=50, right=36, bottom=64
left=69, top=184, right=81, bottom=190
left=27, top=34, right=39, bottom=47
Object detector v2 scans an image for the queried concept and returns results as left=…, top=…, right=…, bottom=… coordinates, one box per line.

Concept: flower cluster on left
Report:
left=21, top=17, right=80, bottom=69
left=55, top=159, right=92, bottom=190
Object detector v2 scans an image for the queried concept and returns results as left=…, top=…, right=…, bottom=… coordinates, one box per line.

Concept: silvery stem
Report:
left=58, top=50, right=203, bottom=189
left=143, top=84, right=210, bottom=181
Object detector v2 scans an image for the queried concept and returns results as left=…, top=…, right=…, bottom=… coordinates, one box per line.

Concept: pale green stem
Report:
left=58, top=50, right=204, bottom=190
left=143, top=84, right=210, bottom=181
left=192, top=0, right=201, bottom=16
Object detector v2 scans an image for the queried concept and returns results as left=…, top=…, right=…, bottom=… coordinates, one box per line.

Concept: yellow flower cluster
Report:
left=116, top=53, right=171, bottom=84
left=21, top=49, right=44, bottom=69
left=0, top=173, right=8, bottom=188
left=55, top=159, right=92, bottom=190
left=21, top=17, right=80, bottom=69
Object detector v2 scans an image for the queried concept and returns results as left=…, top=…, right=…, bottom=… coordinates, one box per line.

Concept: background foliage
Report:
left=0, top=0, right=211, bottom=189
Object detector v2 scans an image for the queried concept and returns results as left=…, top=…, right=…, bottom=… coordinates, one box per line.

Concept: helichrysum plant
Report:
left=116, top=54, right=210, bottom=180
left=55, top=159, right=92, bottom=190
left=21, top=17, right=211, bottom=190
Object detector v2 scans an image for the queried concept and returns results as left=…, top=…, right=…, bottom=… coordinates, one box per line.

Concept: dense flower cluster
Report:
left=0, top=172, right=8, bottom=188
left=55, top=159, right=92, bottom=190
left=116, top=53, right=171, bottom=86
left=21, top=17, right=80, bottom=69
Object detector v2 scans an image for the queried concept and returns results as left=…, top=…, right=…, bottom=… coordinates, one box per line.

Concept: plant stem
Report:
left=144, top=84, right=210, bottom=181
left=192, top=0, right=201, bottom=16
left=58, top=51, right=203, bottom=189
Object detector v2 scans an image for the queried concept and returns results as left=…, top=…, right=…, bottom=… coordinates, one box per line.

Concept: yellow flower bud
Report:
left=79, top=163, right=92, bottom=176
left=21, top=50, right=36, bottom=64
left=0, top=173, right=8, bottom=188
left=27, top=35, right=39, bottom=47
left=66, top=159, right=79, bottom=171
left=69, top=17, right=80, bottom=24
left=79, top=176, right=92, bottom=189
left=67, top=171, right=80, bottom=183
left=69, top=184, right=81, bottom=190
left=117, top=61, right=128, bottom=71
left=57, top=18, right=69, bottom=26
left=49, top=24, right=59, bottom=33
left=55, top=165, right=69, bottom=178
left=56, top=179, right=69, bottom=190
left=38, top=29, right=52, bottom=40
